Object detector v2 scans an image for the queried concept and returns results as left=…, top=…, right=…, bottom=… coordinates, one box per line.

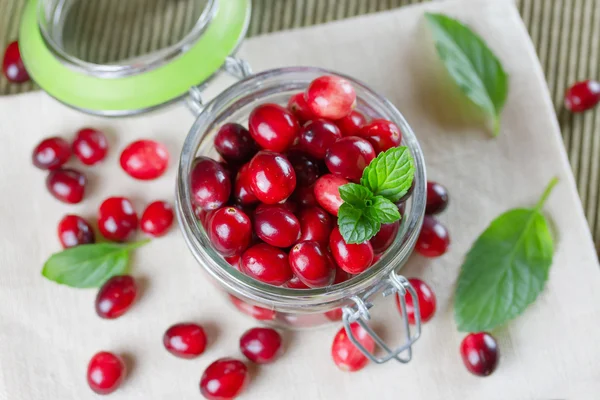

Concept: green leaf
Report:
left=425, top=13, right=509, bottom=136
left=339, top=183, right=374, bottom=209
left=365, top=196, right=401, bottom=223
left=454, top=178, right=557, bottom=332
left=338, top=203, right=381, bottom=244
left=42, top=240, right=150, bottom=288
left=360, top=147, right=415, bottom=202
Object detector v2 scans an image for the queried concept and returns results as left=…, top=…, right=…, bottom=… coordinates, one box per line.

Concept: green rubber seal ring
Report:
left=19, top=0, right=250, bottom=115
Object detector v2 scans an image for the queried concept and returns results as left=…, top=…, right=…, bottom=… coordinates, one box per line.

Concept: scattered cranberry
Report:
left=297, top=206, right=334, bottom=245
left=426, top=181, right=449, bottom=215
left=289, top=241, right=336, bottom=288
left=214, top=123, right=257, bottom=163
left=72, top=128, right=108, bottom=165
left=57, top=214, right=95, bottom=248
left=305, top=75, right=356, bottom=120
left=369, top=221, right=399, bottom=254
left=241, top=243, right=293, bottom=285
left=190, top=157, right=232, bottom=211
left=46, top=168, right=86, bottom=204
left=285, top=274, right=310, bottom=289
left=163, top=323, right=207, bottom=359
left=248, top=151, right=296, bottom=204
left=395, top=278, right=436, bottom=324
left=287, top=92, right=316, bottom=123
left=87, top=351, right=126, bottom=395
left=286, top=151, right=321, bottom=187
left=239, top=327, right=283, bottom=364
left=292, top=184, right=317, bottom=208
left=253, top=205, right=301, bottom=248
left=119, top=139, right=169, bottom=180
left=98, top=197, right=138, bottom=242
left=228, top=294, right=276, bottom=321
left=359, top=119, right=402, bottom=154
left=415, top=215, right=450, bottom=257
left=296, top=119, right=342, bottom=160
left=95, top=275, right=138, bottom=319
left=329, top=227, right=374, bottom=274
left=314, top=174, right=349, bottom=216
left=325, top=136, right=375, bottom=182
left=248, top=103, right=299, bottom=152
left=336, top=110, right=367, bottom=136
left=141, top=201, right=174, bottom=237
left=331, top=322, right=375, bottom=372
left=460, top=332, right=499, bottom=377
left=200, top=358, right=249, bottom=400
left=32, top=137, right=71, bottom=170
left=208, top=207, right=252, bottom=256
left=2, top=41, right=29, bottom=83
left=233, top=162, right=258, bottom=206
left=565, top=80, right=600, bottom=113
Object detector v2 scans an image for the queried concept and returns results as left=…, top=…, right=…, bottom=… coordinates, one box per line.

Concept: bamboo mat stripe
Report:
left=1, top=0, right=599, bottom=246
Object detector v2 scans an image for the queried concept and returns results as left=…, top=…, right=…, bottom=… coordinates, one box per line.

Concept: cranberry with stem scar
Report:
left=87, top=351, right=126, bottom=395
left=72, top=128, right=108, bottom=165
left=305, top=75, right=356, bottom=120
left=359, top=119, right=402, bottom=154
left=32, top=137, right=71, bottom=170
left=314, top=174, right=349, bottom=216
left=119, top=139, right=169, bottom=180
left=325, top=136, right=375, bottom=182
left=426, top=181, right=449, bottom=215
left=249, top=103, right=299, bottom=152
left=248, top=151, right=296, bottom=204
left=190, top=156, right=232, bottom=211
left=98, top=197, right=138, bottom=242
left=141, top=201, right=174, bottom=237
left=239, top=327, right=283, bottom=364
left=331, top=322, right=375, bottom=372
left=289, top=241, right=336, bottom=288
left=208, top=207, right=252, bottom=257
left=253, top=205, right=301, bottom=248
left=95, top=275, right=138, bottom=319
left=241, top=243, right=293, bottom=285
left=415, top=215, right=450, bottom=257
left=46, top=168, right=86, bottom=204
left=214, top=123, right=257, bottom=163
left=565, top=80, right=600, bottom=113
left=460, top=332, right=499, bottom=377
left=57, top=214, right=95, bottom=249
left=395, top=278, right=436, bottom=324
left=336, top=110, right=367, bottom=137
left=329, top=227, right=374, bottom=274
left=163, top=323, right=207, bottom=359
left=296, top=119, right=342, bottom=160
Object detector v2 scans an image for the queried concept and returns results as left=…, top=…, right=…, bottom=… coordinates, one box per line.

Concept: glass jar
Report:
left=175, top=67, right=427, bottom=364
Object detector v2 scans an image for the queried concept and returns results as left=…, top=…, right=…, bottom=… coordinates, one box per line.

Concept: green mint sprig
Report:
left=337, top=147, right=415, bottom=244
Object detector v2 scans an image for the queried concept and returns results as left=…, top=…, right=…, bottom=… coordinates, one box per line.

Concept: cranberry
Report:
left=289, top=241, right=336, bottom=288
left=297, top=206, right=334, bottom=245
left=314, top=174, right=350, bottom=216
left=460, top=332, right=499, bottom=377
left=225, top=254, right=241, bottom=269
left=32, top=137, right=71, bottom=170
left=287, top=92, right=316, bottom=123
left=369, top=221, right=399, bottom=254
left=359, top=119, right=402, bottom=154
left=46, top=168, right=86, bottom=204
left=305, top=75, right=356, bottom=120
left=336, top=110, right=367, bottom=136
left=334, top=266, right=352, bottom=284
left=98, top=197, right=138, bottom=242
left=253, top=205, right=300, bottom=248
left=163, top=323, right=207, bottom=359
left=57, top=214, right=95, bottom=248
left=248, top=151, right=296, bottom=204
left=208, top=207, right=252, bottom=256
left=200, top=358, right=249, bottom=400
left=248, top=103, right=299, bottom=152
left=324, top=308, right=343, bottom=321
left=72, top=128, right=108, bottom=165
left=232, top=162, right=258, bottom=206
left=329, top=227, right=374, bottom=274
left=95, top=275, right=138, bottom=319
left=565, top=80, right=600, bottom=112
left=285, top=274, right=310, bottom=289
left=141, top=201, right=174, bottom=237
left=296, top=119, right=342, bottom=159
left=241, top=243, right=292, bottom=285
left=119, top=139, right=169, bottom=180
left=214, top=123, right=257, bottom=163
left=415, top=215, right=450, bottom=257
left=191, top=157, right=232, bottom=211
left=426, top=181, right=449, bottom=215
left=395, top=278, right=436, bottom=324
left=228, top=294, right=276, bottom=321
left=292, top=184, right=317, bottom=208
left=331, top=322, right=375, bottom=372
left=239, top=327, right=283, bottom=364
left=2, top=41, right=29, bottom=83
left=87, top=351, right=126, bottom=395
left=286, top=151, right=321, bottom=186
left=325, top=136, right=375, bottom=182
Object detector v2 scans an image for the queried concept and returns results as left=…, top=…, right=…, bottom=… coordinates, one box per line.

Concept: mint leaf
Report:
left=425, top=13, right=509, bottom=136
left=360, top=147, right=414, bottom=202
left=339, top=183, right=374, bottom=209
left=365, top=196, right=401, bottom=223
left=42, top=240, right=149, bottom=288
left=338, top=203, right=380, bottom=244
left=454, top=178, right=557, bottom=332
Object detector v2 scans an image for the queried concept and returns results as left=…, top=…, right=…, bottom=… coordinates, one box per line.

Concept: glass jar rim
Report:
left=175, top=66, right=426, bottom=312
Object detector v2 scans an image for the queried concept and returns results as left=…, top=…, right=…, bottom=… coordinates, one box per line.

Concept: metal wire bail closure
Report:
left=342, top=272, right=422, bottom=364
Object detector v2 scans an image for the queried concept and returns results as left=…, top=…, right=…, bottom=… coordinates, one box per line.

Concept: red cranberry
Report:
left=297, top=206, right=334, bottom=245
left=233, top=162, right=258, bottom=206
left=336, top=110, right=367, bottom=136
left=369, top=221, right=399, bottom=254
left=191, top=157, right=232, bottom=211
left=334, top=266, right=352, bottom=284
left=225, top=254, right=241, bottom=269
left=87, top=351, right=126, bottom=395
left=119, top=139, right=169, bottom=180
left=253, top=205, right=300, bottom=248
left=292, top=184, right=317, bottom=208
left=2, top=41, right=29, bottom=83
left=248, top=151, right=296, bottom=204
left=200, top=358, right=249, bottom=400
left=163, top=323, right=207, bottom=359
left=285, top=274, right=310, bottom=289
left=325, top=308, right=343, bottom=321
left=239, top=327, right=283, bottom=364
left=331, top=322, right=375, bottom=372
left=289, top=241, right=336, bottom=288
left=314, top=174, right=350, bottom=216
left=305, top=75, right=356, bottom=120
left=32, top=137, right=71, bottom=170
left=287, top=92, right=316, bottom=123
left=426, top=181, right=449, bottom=215
left=241, top=243, right=293, bottom=285
left=46, top=168, right=86, bottom=204
left=415, top=215, right=450, bottom=257
left=208, top=207, right=252, bottom=256
left=460, top=332, right=499, bottom=377
left=72, top=128, right=108, bottom=165
left=95, top=275, right=138, bottom=319
left=248, top=103, right=299, bottom=152
left=296, top=119, right=342, bottom=160
left=141, top=201, right=174, bottom=237
left=57, top=214, right=95, bottom=248
left=325, top=136, right=375, bottom=182
left=329, top=227, right=374, bottom=274
left=359, top=119, right=402, bottom=153
left=98, top=197, right=138, bottom=242
left=214, top=123, right=257, bottom=163
left=286, top=151, right=321, bottom=187
left=395, top=278, right=436, bottom=324
left=228, top=295, right=276, bottom=321
left=565, top=80, right=600, bottom=112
